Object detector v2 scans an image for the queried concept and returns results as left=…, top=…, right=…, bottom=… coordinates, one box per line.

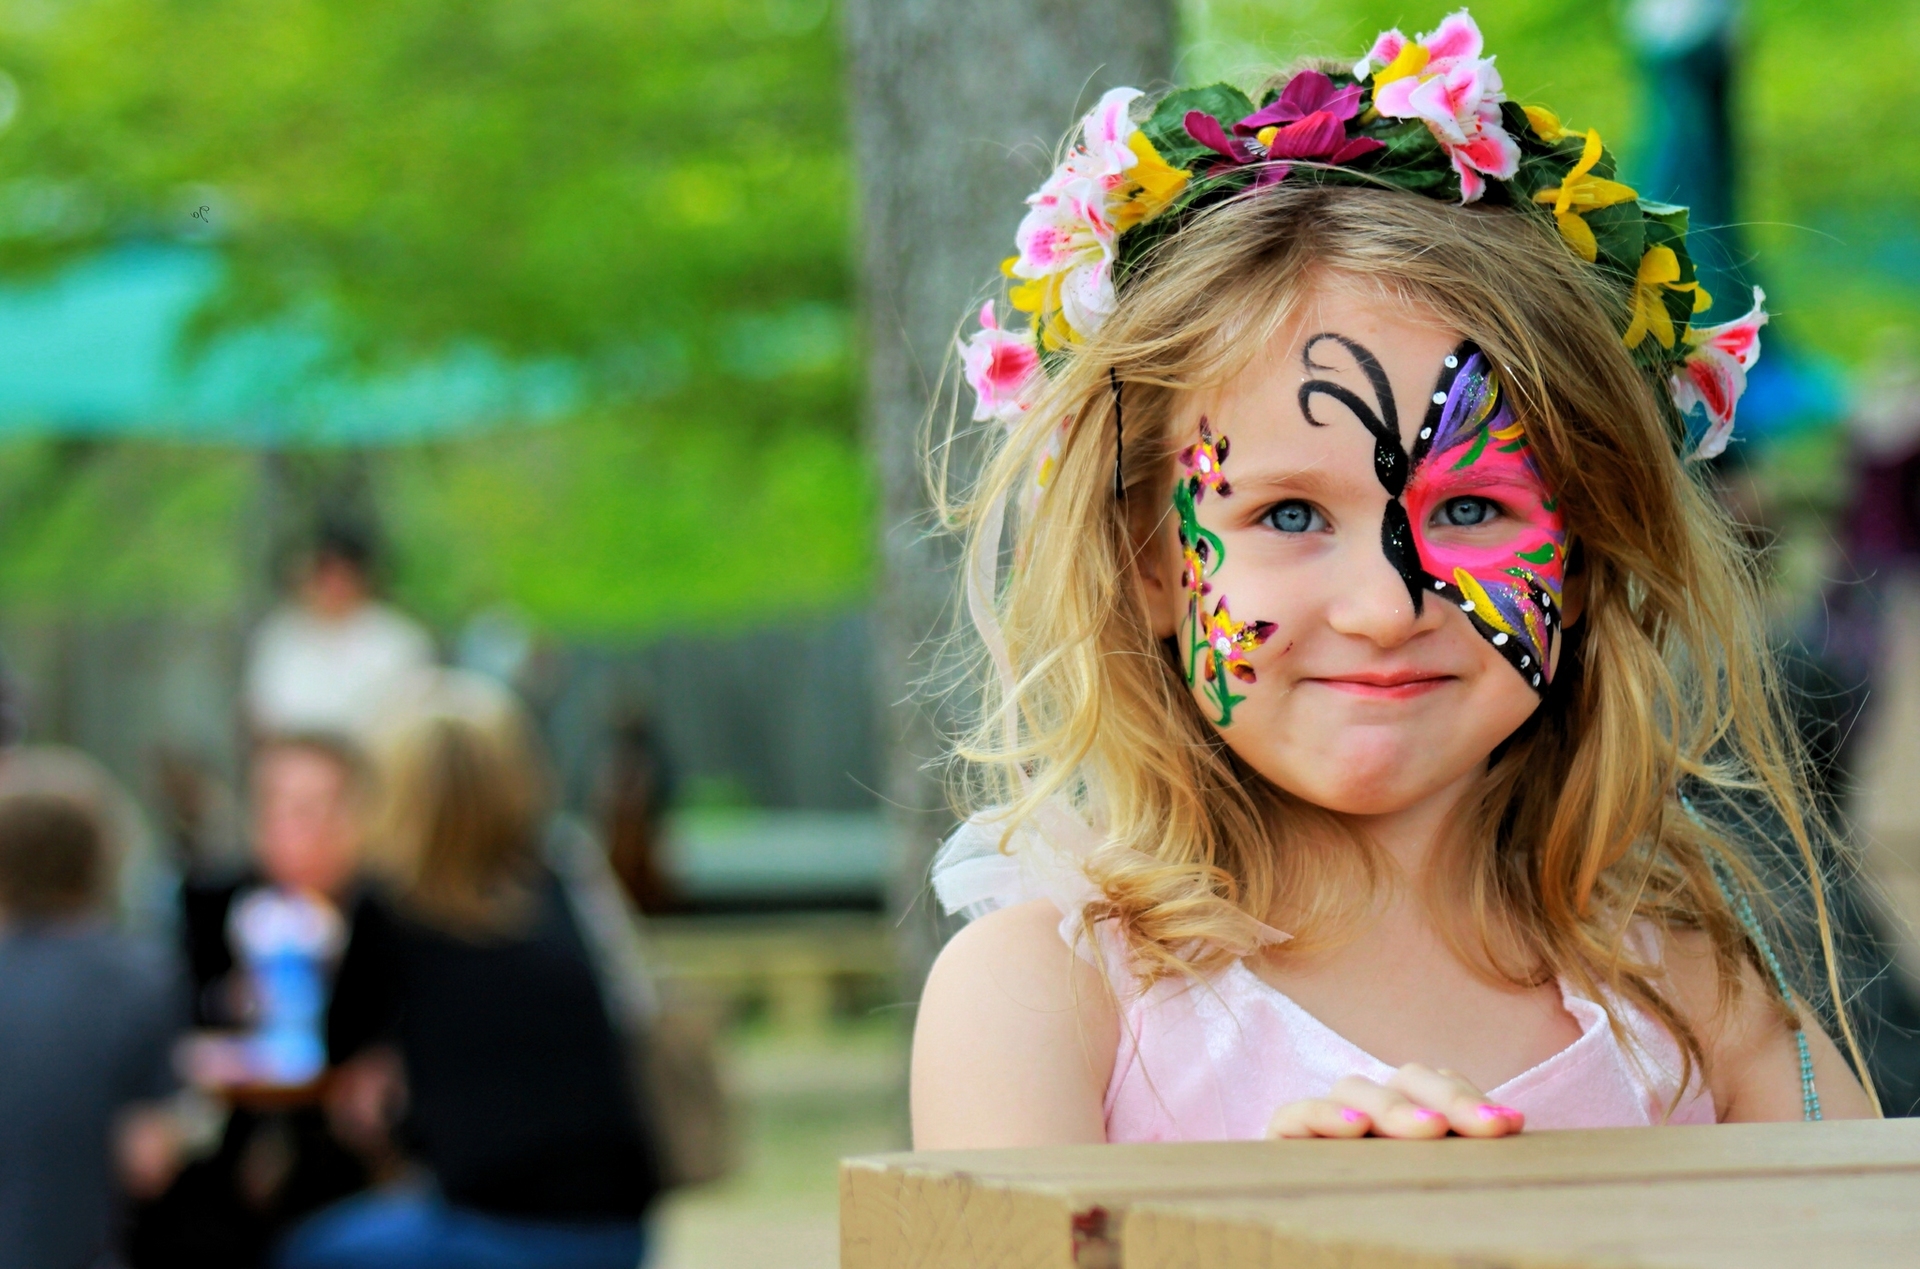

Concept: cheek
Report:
left=1174, top=548, right=1311, bottom=728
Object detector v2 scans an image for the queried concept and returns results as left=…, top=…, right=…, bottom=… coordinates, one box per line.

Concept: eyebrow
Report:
left=1221, top=463, right=1372, bottom=500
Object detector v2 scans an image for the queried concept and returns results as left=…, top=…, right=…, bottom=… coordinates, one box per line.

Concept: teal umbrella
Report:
left=0, top=243, right=578, bottom=446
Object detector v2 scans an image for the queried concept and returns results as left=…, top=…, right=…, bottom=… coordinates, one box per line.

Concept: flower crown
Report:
left=961, top=9, right=1765, bottom=464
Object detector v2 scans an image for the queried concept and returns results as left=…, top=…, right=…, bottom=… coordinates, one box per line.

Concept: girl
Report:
left=913, top=11, right=1878, bottom=1147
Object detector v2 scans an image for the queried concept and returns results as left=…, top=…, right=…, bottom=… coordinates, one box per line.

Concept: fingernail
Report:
left=1412, top=1108, right=1443, bottom=1122
left=1341, top=1108, right=1367, bottom=1124
left=1483, top=1104, right=1522, bottom=1121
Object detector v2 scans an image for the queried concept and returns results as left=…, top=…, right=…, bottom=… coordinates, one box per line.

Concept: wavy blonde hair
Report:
left=942, top=173, right=1876, bottom=1104
left=370, top=671, right=546, bottom=937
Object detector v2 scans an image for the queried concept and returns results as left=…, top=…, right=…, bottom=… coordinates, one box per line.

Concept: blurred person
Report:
left=245, top=521, right=434, bottom=743
left=1816, top=332, right=1920, bottom=1114
left=597, top=712, right=680, bottom=916
left=0, top=768, right=188, bottom=1269
left=132, top=734, right=377, bottom=1269
left=0, top=745, right=171, bottom=940
left=278, top=673, right=662, bottom=1269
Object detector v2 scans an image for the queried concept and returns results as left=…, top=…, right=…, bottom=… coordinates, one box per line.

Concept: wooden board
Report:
left=1124, top=1171, right=1920, bottom=1268
left=840, top=1120, right=1920, bottom=1269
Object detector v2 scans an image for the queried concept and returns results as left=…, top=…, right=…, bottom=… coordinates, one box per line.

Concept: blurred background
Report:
left=0, top=0, right=1912, bottom=1267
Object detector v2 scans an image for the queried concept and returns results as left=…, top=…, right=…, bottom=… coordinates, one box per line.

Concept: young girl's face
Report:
left=1149, top=281, right=1567, bottom=817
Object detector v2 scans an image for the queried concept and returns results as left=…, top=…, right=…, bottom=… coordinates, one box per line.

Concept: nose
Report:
left=1323, top=527, right=1442, bottom=649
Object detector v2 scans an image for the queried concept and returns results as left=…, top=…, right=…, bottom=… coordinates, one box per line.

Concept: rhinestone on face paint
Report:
left=1461, top=601, right=1475, bottom=612
left=1420, top=427, right=1432, bottom=439
left=1431, top=392, right=1447, bottom=405
left=1444, top=355, right=1458, bottom=369
left=1520, top=655, right=1530, bottom=667
left=1492, top=632, right=1508, bottom=645
left=1532, top=673, right=1542, bottom=686
left=1433, top=579, right=1445, bottom=590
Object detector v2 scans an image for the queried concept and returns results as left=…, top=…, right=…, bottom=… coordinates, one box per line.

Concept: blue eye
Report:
left=1265, top=500, right=1325, bottom=534
left=1438, top=496, right=1499, bottom=527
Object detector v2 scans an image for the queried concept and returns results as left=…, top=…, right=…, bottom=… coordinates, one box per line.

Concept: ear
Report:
left=1133, top=502, right=1187, bottom=640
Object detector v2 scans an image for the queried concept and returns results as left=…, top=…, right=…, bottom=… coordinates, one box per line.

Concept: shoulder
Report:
left=933, top=893, right=1110, bottom=987
left=1649, top=925, right=1875, bottom=1121
left=911, top=898, right=1120, bottom=1148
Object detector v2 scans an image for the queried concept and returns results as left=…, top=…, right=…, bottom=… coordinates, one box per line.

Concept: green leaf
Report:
left=1452, top=427, right=1491, bottom=470
left=1141, top=84, right=1257, bottom=171
left=1587, top=200, right=1646, bottom=275
left=1517, top=543, right=1557, bottom=565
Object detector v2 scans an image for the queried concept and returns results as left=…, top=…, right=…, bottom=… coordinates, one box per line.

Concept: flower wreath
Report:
left=961, top=8, right=1765, bottom=465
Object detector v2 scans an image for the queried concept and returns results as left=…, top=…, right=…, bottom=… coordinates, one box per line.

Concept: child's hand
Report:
left=1266, top=1063, right=1525, bottom=1139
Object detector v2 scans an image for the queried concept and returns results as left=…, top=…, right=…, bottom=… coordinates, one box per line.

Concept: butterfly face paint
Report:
left=1298, top=337, right=1567, bottom=691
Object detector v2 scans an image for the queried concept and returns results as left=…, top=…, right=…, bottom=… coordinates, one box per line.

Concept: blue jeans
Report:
left=276, top=1189, right=647, bottom=1269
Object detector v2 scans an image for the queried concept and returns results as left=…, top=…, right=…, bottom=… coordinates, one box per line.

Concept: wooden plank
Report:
left=841, top=1121, right=1920, bottom=1268
left=1124, top=1170, right=1920, bottom=1269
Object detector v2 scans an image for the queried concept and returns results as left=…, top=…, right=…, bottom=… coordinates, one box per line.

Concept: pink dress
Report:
left=932, top=810, right=1717, bottom=1142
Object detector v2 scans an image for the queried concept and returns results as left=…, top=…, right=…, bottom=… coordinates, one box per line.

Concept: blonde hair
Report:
left=370, top=671, right=545, bottom=936
left=944, top=173, right=1875, bottom=1103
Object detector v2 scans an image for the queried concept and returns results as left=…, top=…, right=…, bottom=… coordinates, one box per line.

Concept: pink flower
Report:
left=958, top=302, right=1042, bottom=425
left=1359, top=11, right=1519, bottom=204
left=1007, top=87, right=1143, bottom=342
left=1183, top=70, right=1384, bottom=188
left=1672, top=287, right=1768, bottom=460
left=1006, top=87, right=1191, bottom=347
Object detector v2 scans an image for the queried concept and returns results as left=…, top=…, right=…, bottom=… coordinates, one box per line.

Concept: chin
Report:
left=1264, top=741, right=1463, bottom=817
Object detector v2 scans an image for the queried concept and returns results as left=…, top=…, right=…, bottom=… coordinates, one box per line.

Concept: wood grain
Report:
left=1124, top=1171, right=1920, bottom=1269
left=841, top=1120, right=1920, bottom=1268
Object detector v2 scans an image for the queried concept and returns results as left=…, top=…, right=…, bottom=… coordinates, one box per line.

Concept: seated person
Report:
left=279, top=673, right=661, bottom=1269
left=131, top=734, right=376, bottom=1269
left=0, top=762, right=186, bottom=1269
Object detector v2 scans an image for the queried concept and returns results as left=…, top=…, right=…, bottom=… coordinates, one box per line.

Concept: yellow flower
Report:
left=1532, top=129, right=1638, bottom=263
left=1523, top=105, right=1581, bottom=142
left=1114, top=133, right=1190, bottom=231
left=1371, top=41, right=1430, bottom=91
left=1624, top=245, right=1710, bottom=350
left=1006, top=267, right=1074, bottom=350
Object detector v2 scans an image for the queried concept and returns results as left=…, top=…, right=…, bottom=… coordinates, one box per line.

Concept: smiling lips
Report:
left=1305, top=670, right=1456, bottom=700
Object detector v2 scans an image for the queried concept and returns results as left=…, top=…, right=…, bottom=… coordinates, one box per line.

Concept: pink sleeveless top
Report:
left=932, top=811, right=1717, bottom=1142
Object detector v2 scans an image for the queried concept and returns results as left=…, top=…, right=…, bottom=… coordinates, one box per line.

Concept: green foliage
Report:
left=0, top=0, right=867, bottom=632
left=380, top=407, right=873, bottom=634
left=1182, top=0, right=1920, bottom=365
left=0, top=437, right=251, bottom=616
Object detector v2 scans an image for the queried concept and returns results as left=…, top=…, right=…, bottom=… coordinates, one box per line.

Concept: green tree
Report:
left=0, top=0, right=870, bottom=631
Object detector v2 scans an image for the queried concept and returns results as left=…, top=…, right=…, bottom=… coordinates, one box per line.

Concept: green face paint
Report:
left=1174, top=419, right=1275, bottom=727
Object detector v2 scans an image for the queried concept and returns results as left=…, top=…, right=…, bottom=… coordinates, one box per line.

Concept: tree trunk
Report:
left=843, top=0, right=1176, bottom=993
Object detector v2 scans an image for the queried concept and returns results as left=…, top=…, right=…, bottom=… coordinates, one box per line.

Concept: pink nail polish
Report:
left=1412, top=1108, right=1443, bottom=1122
left=1341, top=1108, right=1367, bottom=1124
left=1484, top=1104, right=1523, bottom=1122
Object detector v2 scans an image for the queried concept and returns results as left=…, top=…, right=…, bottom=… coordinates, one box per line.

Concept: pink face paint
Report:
left=1401, top=347, right=1566, bottom=691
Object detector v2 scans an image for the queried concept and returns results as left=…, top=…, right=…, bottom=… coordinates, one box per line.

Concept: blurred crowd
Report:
left=0, top=529, right=696, bottom=1269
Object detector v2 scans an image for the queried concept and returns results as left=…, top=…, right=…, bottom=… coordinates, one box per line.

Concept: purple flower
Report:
left=1184, top=71, right=1386, bottom=188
